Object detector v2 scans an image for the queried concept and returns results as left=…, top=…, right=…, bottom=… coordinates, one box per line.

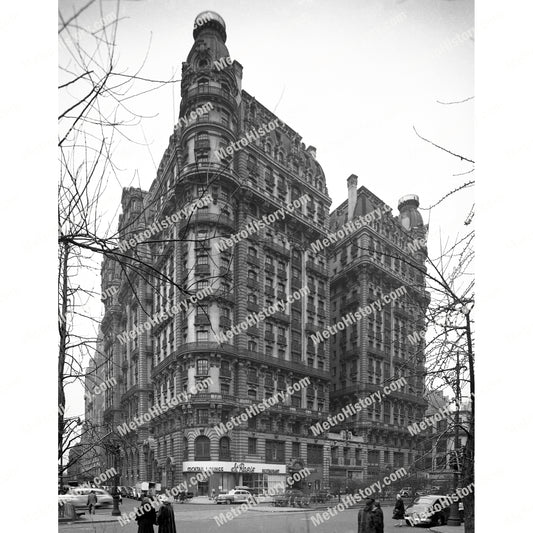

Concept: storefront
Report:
left=182, top=461, right=287, bottom=496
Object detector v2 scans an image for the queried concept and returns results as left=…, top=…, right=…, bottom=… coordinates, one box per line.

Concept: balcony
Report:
left=219, top=316, right=232, bottom=329
left=305, top=322, right=318, bottom=332
left=277, top=269, right=287, bottom=279
left=264, top=239, right=290, bottom=257
left=186, top=84, right=233, bottom=106
left=247, top=254, right=260, bottom=267
left=306, top=261, right=328, bottom=277
left=291, top=277, right=302, bottom=289
left=265, top=263, right=275, bottom=273
left=265, top=331, right=275, bottom=342
left=195, top=264, right=210, bottom=276
left=265, top=286, right=274, bottom=297
left=277, top=336, right=287, bottom=346
left=180, top=212, right=235, bottom=231
left=273, top=311, right=290, bottom=322
left=247, top=278, right=260, bottom=290
left=247, top=302, right=260, bottom=313
left=194, top=314, right=211, bottom=326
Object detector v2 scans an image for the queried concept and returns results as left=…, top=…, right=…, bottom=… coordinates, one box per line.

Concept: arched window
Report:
left=219, top=437, right=231, bottom=460
left=194, top=436, right=210, bottom=460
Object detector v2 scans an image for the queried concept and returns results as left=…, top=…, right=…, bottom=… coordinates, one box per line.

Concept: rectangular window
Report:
left=248, top=438, right=257, bottom=455
left=197, top=409, right=209, bottom=425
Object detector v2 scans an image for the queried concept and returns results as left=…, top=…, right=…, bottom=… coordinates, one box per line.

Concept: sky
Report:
left=59, top=0, right=474, bottom=418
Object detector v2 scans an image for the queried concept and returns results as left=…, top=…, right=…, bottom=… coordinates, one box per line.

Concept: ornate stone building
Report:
left=96, top=11, right=431, bottom=495
left=325, top=176, right=429, bottom=486
left=99, top=11, right=332, bottom=495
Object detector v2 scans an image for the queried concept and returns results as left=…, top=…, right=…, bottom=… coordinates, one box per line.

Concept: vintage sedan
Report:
left=59, top=487, right=114, bottom=508
left=216, top=489, right=255, bottom=504
left=405, top=495, right=451, bottom=527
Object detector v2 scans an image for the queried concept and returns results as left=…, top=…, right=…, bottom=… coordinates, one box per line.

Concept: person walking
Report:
left=86, top=490, right=98, bottom=515
left=358, top=496, right=378, bottom=533
left=392, top=494, right=405, bottom=527
left=373, top=501, right=384, bottom=533
left=135, top=497, right=157, bottom=533
left=157, top=497, right=177, bottom=533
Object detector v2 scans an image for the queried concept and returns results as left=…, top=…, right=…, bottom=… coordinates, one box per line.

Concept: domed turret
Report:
left=193, top=11, right=226, bottom=40
left=398, top=194, right=424, bottom=231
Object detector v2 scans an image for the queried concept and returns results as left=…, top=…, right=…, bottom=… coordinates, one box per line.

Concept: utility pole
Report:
left=447, top=351, right=462, bottom=526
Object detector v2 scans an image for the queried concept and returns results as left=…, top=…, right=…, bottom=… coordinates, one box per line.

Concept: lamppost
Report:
left=105, top=435, right=122, bottom=516
left=447, top=351, right=462, bottom=526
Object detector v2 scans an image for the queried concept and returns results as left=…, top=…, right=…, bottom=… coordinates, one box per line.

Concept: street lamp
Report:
left=104, top=435, right=122, bottom=516
left=447, top=350, right=462, bottom=527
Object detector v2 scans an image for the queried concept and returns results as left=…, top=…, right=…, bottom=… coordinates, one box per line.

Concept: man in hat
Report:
left=358, top=496, right=378, bottom=533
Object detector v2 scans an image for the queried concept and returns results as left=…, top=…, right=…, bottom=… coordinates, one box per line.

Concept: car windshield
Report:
left=413, top=497, right=436, bottom=506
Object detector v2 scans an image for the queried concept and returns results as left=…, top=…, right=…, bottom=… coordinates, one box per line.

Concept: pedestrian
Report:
left=157, top=496, right=177, bottom=533
left=135, top=497, right=157, bottom=533
left=87, top=490, right=98, bottom=515
left=358, top=496, right=378, bottom=533
left=373, top=501, right=384, bottom=533
left=392, top=494, right=405, bottom=527
left=211, top=488, right=216, bottom=500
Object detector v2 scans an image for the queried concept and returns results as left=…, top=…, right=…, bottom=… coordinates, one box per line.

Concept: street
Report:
left=59, top=500, right=414, bottom=533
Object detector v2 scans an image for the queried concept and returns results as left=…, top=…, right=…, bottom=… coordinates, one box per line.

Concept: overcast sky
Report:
left=59, top=0, right=474, bottom=417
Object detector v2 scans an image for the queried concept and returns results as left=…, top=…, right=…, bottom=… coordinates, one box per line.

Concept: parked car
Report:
left=216, top=489, right=255, bottom=504
left=59, top=487, right=114, bottom=508
left=404, top=495, right=451, bottom=527
left=273, top=489, right=310, bottom=507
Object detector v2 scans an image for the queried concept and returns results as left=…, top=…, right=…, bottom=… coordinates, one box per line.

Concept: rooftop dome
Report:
left=398, top=194, right=424, bottom=231
left=193, top=11, right=227, bottom=41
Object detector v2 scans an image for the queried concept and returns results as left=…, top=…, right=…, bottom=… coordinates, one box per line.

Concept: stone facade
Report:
left=326, top=177, right=429, bottom=486
left=94, top=11, right=430, bottom=495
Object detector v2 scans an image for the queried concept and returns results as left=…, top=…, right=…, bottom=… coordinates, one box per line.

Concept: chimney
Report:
left=347, top=174, right=358, bottom=220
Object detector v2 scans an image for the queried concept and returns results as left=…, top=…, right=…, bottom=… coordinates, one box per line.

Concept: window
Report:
left=220, top=109, right=230, bottom=127
left=307, top=444, right=323, bottom=465
left=248, top=340, right=257, bottom=352
left=219, top=437, right=231, bottom=460
left=194, top=435, right=210, bottom=459
left=196, top=359, right=209, bottom=375
left=265, top=440, right=285, bottom=463
left=292, top=442, right=300, bottom=458
left=248, top=293, right=257, bottom=304
left=196, top=409, right=209, bottom=425
left=248, top=438, right=257, bottom=454
left=196, top=330, right=208, bottom=341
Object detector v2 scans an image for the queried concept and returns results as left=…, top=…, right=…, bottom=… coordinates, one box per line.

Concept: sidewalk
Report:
left=60, top=513, right=122, bottom=525
left=429, top=525, right=465, bottom=533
